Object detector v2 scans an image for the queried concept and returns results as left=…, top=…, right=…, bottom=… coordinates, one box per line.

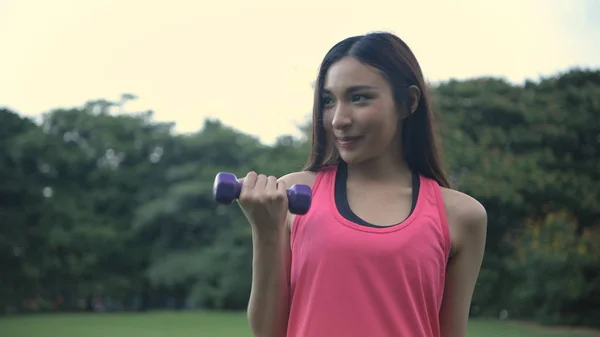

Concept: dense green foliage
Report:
left=1, top=69, right=599, bottom=327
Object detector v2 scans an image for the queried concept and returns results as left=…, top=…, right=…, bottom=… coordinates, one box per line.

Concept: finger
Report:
left=241, top=172, right=257, bottom=192
left=276, top=179, right=287, bottom=194
left=255, top=174, right=268, bottom=191
left=265, top=175, right=278, bottom=192
left=238, top=172, right=257, bottom=205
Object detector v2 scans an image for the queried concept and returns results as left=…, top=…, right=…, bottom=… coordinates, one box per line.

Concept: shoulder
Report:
left=278, top=170, right=320, bottom=188
left=440, top=187, right=487, bottom=228
left=439, top=187, right=487, bottom=255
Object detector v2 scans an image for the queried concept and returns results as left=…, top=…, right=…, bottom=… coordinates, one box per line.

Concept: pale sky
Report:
left=1, top=0, right=599, bottom=144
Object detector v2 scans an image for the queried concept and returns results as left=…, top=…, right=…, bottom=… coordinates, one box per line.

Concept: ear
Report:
left=408, top=85, right=421, bottom=114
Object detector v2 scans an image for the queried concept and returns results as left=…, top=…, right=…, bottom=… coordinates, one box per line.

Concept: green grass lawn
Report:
left=0, top=311, right=597, bottom=337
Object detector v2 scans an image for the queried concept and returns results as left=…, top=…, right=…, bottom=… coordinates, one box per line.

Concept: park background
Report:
left=1, top=0, right=599, bottom=336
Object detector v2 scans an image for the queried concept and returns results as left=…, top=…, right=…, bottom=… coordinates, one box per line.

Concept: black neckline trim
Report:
left=334, top=162, right=420, bottom=228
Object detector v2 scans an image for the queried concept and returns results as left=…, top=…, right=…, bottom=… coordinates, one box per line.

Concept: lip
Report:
left=335, top=136, right=363, bottom=148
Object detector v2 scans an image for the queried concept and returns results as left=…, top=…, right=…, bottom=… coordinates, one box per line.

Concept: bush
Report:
left=506, top=210, right=599, bottom=327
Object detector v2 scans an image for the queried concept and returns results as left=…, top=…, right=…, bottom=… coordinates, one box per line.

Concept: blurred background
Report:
left=1, top=0, right=599, bottom=336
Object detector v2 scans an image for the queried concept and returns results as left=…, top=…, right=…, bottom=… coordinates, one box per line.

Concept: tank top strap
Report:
left=310, top=165, right=337, bottom=199
left=418, top=175, right=452, bottom=260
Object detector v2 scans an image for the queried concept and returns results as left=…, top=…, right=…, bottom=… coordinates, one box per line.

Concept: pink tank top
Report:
left=287, top=164, right=451, bottom=337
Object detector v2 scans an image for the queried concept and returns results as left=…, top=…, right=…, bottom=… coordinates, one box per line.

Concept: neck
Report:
left=345, top=153, right=412, bottom=187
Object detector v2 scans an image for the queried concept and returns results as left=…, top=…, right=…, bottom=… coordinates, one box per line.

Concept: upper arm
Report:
left=439, top=190, right=488, bottom=337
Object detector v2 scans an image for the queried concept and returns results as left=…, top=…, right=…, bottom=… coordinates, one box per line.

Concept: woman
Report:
left=237, top=32, right=487, bottom=337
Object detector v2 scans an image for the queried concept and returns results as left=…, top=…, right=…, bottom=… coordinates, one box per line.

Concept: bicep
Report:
left=439, top=204, right=487, bottom=337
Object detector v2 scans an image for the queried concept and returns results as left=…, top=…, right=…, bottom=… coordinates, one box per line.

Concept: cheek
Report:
left=361, top=103, right=398, bottom=131
left=360, top=108, right=399, bottom=147
left=321, top=110, right=333, bottom=124
left=322, top=111, right=333, bottom=128
left=321, top=112, right=335, bottom=143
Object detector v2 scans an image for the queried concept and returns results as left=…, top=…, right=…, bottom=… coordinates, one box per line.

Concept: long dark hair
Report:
left=303, top=32, right=451, bottom=189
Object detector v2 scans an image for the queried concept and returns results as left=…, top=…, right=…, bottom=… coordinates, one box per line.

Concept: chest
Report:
left=291, top=211, right=448, bottom=279
left=345, top=181, right=415, bottom=226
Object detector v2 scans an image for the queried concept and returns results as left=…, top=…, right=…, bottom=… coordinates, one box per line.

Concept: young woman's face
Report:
left=322, top=56, right=404, bottom=165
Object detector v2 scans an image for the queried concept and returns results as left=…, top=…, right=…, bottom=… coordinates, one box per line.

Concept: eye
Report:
left=322, top=97, right=334, bottom=107
left=351, top=94, right=370, bottom=103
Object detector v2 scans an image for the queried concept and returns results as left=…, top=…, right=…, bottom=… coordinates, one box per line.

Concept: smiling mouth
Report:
left=335, top=136, right=363, bottom=147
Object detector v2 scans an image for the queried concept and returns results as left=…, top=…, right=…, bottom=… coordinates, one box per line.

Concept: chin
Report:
left=337, top=149, right=369, bottom=165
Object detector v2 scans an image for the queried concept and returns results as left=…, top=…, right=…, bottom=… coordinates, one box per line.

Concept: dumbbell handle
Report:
left=222, top=183, right=299, bottom=202
left=212, top=172, right=312, bottom=215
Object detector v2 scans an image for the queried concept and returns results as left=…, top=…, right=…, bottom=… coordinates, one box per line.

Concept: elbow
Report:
left=246, top=310, right=270, bottom=337
left=247, top=310, right=286, bottom=337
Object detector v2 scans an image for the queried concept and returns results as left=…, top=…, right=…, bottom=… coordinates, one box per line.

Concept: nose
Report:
left=331, top=103, right=352, bottom=130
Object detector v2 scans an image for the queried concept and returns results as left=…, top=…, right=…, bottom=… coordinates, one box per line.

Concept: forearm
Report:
left=247, top=227, right=291, bottom=337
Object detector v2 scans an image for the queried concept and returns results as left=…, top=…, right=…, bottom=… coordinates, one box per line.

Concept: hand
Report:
left=237, top=172, right=288, bottom=234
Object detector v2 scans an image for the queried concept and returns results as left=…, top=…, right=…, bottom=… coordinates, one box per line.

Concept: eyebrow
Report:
left=321, top=85, right=378, bottom=95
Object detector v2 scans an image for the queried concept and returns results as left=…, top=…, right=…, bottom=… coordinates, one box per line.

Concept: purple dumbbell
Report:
left=212, top=172, right=312, bottom=215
